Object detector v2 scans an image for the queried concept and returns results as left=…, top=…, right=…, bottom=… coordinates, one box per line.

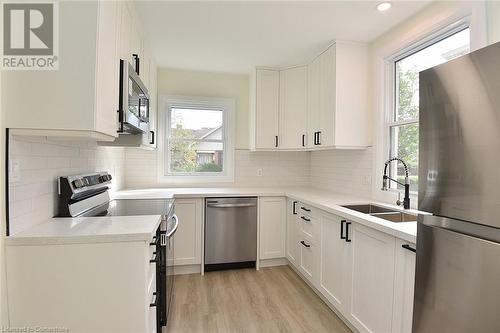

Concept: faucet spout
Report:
left=382, top=157, right=411, bottom=209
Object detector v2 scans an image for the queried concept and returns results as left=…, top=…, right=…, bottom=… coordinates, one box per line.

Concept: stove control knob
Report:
left=72, top=179, right=85, bottom=189
left=98, top=175, right=108, bottom=183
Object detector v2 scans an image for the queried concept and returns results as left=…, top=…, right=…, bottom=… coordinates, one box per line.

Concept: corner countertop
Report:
left=115, top=187, right=424, bottom=243
left=6, top=215, right=162, bottom=246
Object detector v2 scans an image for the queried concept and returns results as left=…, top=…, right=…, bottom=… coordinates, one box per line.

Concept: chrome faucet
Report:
left=382, top=157, right=410, bottom=209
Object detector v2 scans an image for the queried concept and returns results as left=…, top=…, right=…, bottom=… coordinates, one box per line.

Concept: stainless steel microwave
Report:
left=118, top=59, right=149, bottom=134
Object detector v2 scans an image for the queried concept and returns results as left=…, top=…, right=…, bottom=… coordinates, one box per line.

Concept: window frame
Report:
left=158, top=95, right=235, bottom=184
left=384, top=20, right=471, bottom=192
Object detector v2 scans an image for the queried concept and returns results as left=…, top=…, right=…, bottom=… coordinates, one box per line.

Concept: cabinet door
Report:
left=318, top=45, right=336, bottom=147
left=119, top=3, right=133, bottom=63
left=319, top=213, right=352, bottom=313
left=142, top=59, right=156, bottom=148
left=307, top=57, right=320, bottom=149
left=95, top=1, right=119, bottom=138
left=392, top=239, right=416, bottom=333
left=172, top=199, right=203, bottom=266
left=259, top=197, right=286, bottom=259
left=255, top=69, right=280, bottom=149
left=298, top=233, right=318, bottom=286
left=279, top=66, right=307, bottom=149
left=349, top=223, right=396, bottom=333
left=286, top=199, right=300, bottom=267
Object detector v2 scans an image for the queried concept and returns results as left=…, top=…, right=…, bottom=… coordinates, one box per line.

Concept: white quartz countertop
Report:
left=115, top=187, right=423, bottom=243
left=6, top=215, right=162, bottom=246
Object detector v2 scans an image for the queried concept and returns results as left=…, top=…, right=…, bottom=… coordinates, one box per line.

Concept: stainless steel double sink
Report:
left=342, top=204, right=417, bottom=223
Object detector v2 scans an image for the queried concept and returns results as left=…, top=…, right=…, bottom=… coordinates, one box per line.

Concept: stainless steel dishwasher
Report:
left=205, top=197, right=257, bottom=272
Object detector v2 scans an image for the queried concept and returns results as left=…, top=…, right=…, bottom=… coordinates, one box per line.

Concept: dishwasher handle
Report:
left=207, top=203, right=256, bottom=208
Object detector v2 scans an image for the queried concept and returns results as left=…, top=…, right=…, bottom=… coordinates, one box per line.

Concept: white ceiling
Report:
left=136, top=1, right=432, bottom=74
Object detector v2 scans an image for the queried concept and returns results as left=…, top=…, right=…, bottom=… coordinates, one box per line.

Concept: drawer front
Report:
left=298, top=203, right=315, bottom=217
left=298, top=234, right=318, bottom=284
left=299, top=214, right=318, bottom=241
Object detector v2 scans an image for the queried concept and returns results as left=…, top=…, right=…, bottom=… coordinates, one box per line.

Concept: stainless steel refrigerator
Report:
left=415, top=41, right=500, bottom=332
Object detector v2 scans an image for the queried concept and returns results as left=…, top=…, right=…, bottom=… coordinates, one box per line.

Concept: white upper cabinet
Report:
left=3, top=1, right=121, bottom=141
left=308, top=41, right=370, bottom=148
left=251, top=40, right=370, bottom=151
left=252, top=69, right=280, bottom=150
left=279, top=66, right=308, bottom=149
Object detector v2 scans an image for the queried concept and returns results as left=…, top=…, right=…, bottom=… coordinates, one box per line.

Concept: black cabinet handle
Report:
left=275, top=135, right=279, bottom=148
left=402, top=244, right=416, bottom=253
left=300, top=240, right=311, bottom=248
left=345, top=222, right=351, bottom=242
left=302, top=134, right=306, bottom=147
left=313, top=132, right=318, bottom=145
left=150, top=131, right=155, bottom=145
left=317, top=131, right=322, bottom=145
left=340, top=220, right=346, bottom=239
left=301, top=207, right=311, bottom=212
left=149, top=252, right=157, bottom=263
left=293, top=201, right=298, bottom=215
left=150, top=292, right=157, bottom=307
left=149, top=236, right=157, bottom=246
left=133, top=54, right=140, bottom=75
left=301, top=216, right=310, bottom=222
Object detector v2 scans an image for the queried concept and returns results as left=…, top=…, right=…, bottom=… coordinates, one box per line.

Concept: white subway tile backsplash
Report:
left=8, top=136, right=125, bottom=235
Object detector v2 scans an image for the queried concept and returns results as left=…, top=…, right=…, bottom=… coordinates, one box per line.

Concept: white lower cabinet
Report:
left=172, top=198, right=203, bottom=266
left=259, top=197, right=286, bottom=259
left=349, top=223, right=396, bottom=333
left=319, top=213, right=352, bottom=313
left=289, top=208, right=415, bottom=333
left=392, top=239, right=416, bottom=333
left=286, top=199, right=300, bottom=266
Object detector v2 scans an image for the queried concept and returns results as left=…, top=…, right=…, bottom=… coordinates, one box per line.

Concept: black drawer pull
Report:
left=402, top=244, right=416, bottom=253
left=345, top=222, right=351, bottom=243
left=149, top=252, right=157, bottom=263
left=301, top=216, right=311, bottom=222
left=300, top=240, right=311, bottom=248
left=302, top=134, right=306, bottom=147
left=340, top=220, right=346, bottom=240
left=275, top=135, right=279, bottom=148
left=301, top=207, right=311, bottom=212
left=149, top=236, right=157, bottom=246
left=150, top=292, right=157, bottom=307
left=293, top=201, right=298, bottom=215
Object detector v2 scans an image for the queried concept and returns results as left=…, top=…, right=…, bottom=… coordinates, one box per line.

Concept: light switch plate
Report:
left=9, top=159, right=21, bottom=183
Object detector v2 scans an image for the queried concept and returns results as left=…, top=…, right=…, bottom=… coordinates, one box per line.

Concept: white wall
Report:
left=369, top=1, right=488, bottom=207
left=158, top=67, right=250, bottom=149
left=7, top=136, right=125, bottom=235
left=487, top=1, right=500, bottom=44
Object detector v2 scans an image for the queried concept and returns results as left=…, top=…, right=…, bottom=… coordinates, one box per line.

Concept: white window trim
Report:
left=157, top=95, right=235, bottom=184
left=382, top=17, right=474, bottom=194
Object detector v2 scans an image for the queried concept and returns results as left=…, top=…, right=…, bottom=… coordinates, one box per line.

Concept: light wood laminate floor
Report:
left=166, top=265, right=352, bottom=333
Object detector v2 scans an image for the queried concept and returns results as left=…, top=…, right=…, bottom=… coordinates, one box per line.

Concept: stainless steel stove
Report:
left=56, top=172, right=176, bottom=332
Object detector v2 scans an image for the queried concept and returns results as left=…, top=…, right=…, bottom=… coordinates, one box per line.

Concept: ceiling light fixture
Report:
left=376, top=2, right=392, bottom=12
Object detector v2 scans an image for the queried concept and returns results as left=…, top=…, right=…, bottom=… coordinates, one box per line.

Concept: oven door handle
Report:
left=166, top=214, right=179, bottom=238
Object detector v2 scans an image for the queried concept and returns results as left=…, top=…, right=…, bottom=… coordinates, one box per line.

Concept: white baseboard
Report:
left=258, top=257, right=288, bottom=268
left=173, top=264, right=201, bottom=275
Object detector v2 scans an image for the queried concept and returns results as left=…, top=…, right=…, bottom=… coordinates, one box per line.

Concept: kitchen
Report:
left=1, top=1, right=500, bottom=332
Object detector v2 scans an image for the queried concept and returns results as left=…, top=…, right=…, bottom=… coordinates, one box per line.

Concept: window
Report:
left=162, top=96, right=234, bottom=182
left=388, top=27, right=470, bottom=191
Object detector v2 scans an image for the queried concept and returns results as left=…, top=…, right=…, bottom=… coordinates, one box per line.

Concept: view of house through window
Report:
left=168, top=107, right=225, bottom=173
left=389, top=27, right=470, bottom=191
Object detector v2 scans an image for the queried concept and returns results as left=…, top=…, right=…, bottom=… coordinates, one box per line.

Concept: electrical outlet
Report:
left=362, top=175, right=372, bottom=186
left=257, top=168, right=263, bottom=177
left=9, top=159, right=21, bottom=183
